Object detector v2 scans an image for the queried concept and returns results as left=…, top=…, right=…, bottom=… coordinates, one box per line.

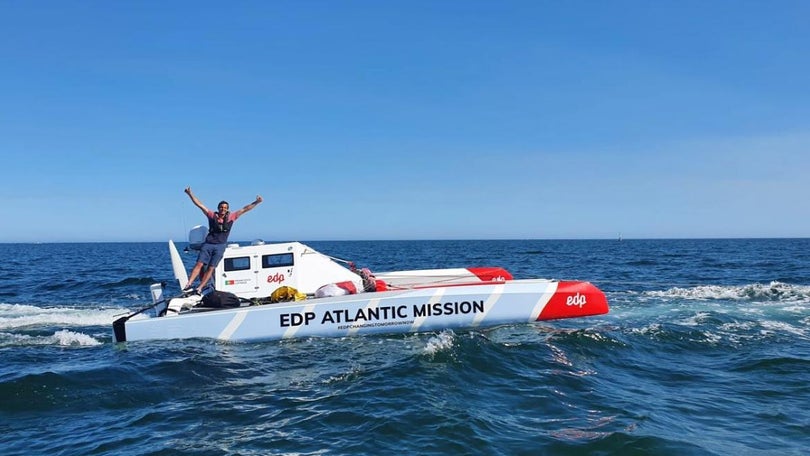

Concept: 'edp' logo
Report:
left=566, top=293, right=587, bottom=308
left=267, top=273, right=285, bottom=284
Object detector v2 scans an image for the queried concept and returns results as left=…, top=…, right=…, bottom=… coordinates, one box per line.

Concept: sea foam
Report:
left=0, top=329, right=102, bottom=347
left=645, top=281, right=810, bottom=303
left=0, top=303, right=126, bottom=330
left=424, top=330, right=455, bottom=355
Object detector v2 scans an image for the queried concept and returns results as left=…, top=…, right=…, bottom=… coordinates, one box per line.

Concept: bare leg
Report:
left=198, top=265, right=215, bottom=292
left=184, top=262, right=204, bottom=289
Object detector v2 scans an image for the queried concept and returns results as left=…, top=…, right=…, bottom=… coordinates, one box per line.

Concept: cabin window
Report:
left=262, top=253, right=294, bottom=268
left=224, top=256, right=251, bottom=272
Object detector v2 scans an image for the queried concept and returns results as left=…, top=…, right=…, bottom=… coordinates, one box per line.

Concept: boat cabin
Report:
left=208, top=241, right=363, bottom=298
left=186, top=226, right=362, bottom=298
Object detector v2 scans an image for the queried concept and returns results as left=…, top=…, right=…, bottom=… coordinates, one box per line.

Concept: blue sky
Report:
left=2, top=1, right=809, bottom=242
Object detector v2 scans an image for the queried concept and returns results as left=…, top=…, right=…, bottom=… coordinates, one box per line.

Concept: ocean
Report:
left=0, top=239, right=808, bottom=455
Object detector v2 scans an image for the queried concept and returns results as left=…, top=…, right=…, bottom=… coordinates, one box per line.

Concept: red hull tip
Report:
left=537, top=281, right=609, bottom=321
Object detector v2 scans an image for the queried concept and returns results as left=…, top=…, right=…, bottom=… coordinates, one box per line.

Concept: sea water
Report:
left=0, top=239, right=808, bottom=455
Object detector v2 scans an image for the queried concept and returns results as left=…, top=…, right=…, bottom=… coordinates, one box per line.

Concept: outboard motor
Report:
left=146, top=282, right=171, bottom=318
left=188, top=225, right=207, bottom=251
left=150, top=283, right=165, bottom=304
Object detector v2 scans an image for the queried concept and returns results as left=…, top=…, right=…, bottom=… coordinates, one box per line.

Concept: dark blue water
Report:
left=1, top=239, right=808, bottom=455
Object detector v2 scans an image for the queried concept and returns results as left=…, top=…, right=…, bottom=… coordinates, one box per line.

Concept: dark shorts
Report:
left=197, top=243, right=227, bottom=267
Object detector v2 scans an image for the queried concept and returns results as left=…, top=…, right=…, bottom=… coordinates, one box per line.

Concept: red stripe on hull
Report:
left=467, top=267, right=513, bottom=282
left=537, top=281, right=609, bottom=321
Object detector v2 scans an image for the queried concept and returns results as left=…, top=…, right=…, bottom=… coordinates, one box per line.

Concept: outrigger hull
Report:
left=114, top=279, right=607, bottom=343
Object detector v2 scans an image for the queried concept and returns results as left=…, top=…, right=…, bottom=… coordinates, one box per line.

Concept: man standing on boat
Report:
left=183, top=186, right=263, bottom=293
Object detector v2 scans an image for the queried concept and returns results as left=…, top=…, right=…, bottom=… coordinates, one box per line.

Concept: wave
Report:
left=423, top=330, right=455, bottom=356
left=0, top=303, right=127, bottom=331
left=626, top=259, right=658, bottom=266
left=643, top=281, right=810, bottom=303
left=0, top=329, right=102, bottom=347
left=101, top=277, right=158, bottom=288
left=621, top=311, right=808, bottom=347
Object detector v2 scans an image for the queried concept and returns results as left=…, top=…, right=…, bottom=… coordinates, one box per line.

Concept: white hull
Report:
left=116, top=279, right=608, bottom=343
left=112, top=239, right=609, bottom=343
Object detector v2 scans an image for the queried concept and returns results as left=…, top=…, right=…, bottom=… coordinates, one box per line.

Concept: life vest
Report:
left=208, top=211, right=233, bottom=234
left=204, top=211, right=234, bottom=244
